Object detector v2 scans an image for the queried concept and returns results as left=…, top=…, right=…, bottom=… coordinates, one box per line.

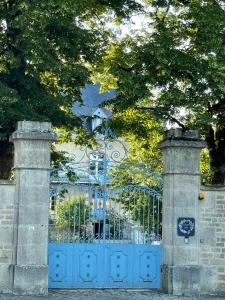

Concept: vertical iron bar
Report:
left=113, top=194, right=116, bottom=241
left=133, top=189, right=136, bottom=244
left=122, top=190, right=126, bottom=243
left=98, top=189, right=101, bottom=242
left=57, top=188, right=60, bottom=242
left=157, top=196, right=160, bottom=238
left=128, top=189, right=131, bottom=241
left=142, top=190, right=145, bottom=244
left=88, top=185, right=92, bottom=244
left=53, top=190, right=56, bottom=242
left=52, top=189, right=56, bottom=242
left=138, top=187, right=141, bottom=244
left=78, top=187, right=81, bottom=242
left=148, top=193, right=150, bottom=243
left=61, top=188, right=65, bottom=243
left=108, top=191, right=112, bottom=241
left=118, top=195, right=121, bottom=242
left=152, top=193, right=155, bottom=241
left=103, top=157, right=108, bottom=242
left=73, top=186, right=77, bottom=243
left=68, top=188, right=71, bottom=242
left=83, top=185, right=86, bottom=243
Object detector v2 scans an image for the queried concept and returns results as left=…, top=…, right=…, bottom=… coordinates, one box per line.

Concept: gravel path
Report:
left=0, top=289, right=224, bottom=300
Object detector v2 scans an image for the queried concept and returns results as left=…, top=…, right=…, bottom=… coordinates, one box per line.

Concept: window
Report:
left=92, top=117, right=103, bottom=131
left=89, top=151, right=104, bottom=176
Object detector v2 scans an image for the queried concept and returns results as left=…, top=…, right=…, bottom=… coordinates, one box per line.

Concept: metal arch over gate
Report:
left=48, top=130, right=163, bottom=288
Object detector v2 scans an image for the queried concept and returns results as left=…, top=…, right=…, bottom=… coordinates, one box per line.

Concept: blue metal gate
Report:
left=48, top=133, right=163, bottom=288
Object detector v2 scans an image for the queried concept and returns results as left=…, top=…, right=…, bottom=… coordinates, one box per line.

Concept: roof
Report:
left=72, top=83, right=116, bottom=117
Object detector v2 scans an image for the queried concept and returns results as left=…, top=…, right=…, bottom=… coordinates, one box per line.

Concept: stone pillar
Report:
left=11, top=121, right=56, bottom=295
left=158, top=129, right=206, bottom=295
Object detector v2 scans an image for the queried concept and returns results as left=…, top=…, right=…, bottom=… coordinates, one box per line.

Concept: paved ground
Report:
left=0, top=290, right=224, bottom=300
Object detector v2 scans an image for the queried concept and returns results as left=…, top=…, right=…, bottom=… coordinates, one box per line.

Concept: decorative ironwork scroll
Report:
left=49, top=125, right=162, bottom=244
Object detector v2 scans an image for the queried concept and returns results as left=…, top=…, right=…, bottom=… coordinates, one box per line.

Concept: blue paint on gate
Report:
left=49, top=140, right=163, bottom=289
left=48, top=243, right=163, bottom=288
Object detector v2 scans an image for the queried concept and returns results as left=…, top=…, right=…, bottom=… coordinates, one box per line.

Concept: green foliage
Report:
left=0, top=0, right=140, bottom=141
left=200, top=148, right=212, bottom=185
left=51, top=194, right=131, bottom=242
left=93, top=0, right=225, bottom=184
left=113, top=190, right=162, bottom=238
left=105, top=208, right=128, bottom=240
left=112, top=162, right=163, bottom=192
left=104, top=108, right=164, bottom=189
left=55, top=196, right=91, bottom=229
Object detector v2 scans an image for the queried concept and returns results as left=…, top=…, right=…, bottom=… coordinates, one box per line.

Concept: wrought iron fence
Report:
left=49, top=127, right=162, bottom=244
left=49, top=183, right=162, bottom=244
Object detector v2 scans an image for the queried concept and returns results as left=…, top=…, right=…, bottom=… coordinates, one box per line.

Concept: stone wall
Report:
left=0, top=180, right=15, bottom=293
left=0, top=121, right=55, bottom=295
left=199, top=186, right=225, bottom=294
left=159, top=131, right=206, bottom=295
left=159, top=129, right=225, bottom=296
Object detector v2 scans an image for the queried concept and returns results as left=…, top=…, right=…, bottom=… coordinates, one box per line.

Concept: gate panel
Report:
left=133, top=245, right=162, bottom=288
left=48, top=243, right=162, bottom=288
left=48, top=142, right=163, bottom=289
left=48, top=243, right=73, bottom=288
left=48, top=183, right=162, bottom=288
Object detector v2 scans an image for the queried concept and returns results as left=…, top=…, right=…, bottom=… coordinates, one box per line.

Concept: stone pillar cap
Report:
left=158, top=128, right=207, bottom=149
left=16, top=121, right=52, bottom=132
left=164, top=128, right=200, bottom=140
left=10, top=121, right=57, bottom=141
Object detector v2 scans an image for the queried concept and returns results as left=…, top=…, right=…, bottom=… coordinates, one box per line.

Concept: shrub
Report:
left=55, top=196, right=91, bottom=229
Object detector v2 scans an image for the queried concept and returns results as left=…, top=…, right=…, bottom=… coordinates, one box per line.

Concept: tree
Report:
left=108, top=108, right=164, bottom=190
left=0, top=0, right=140, bottom=178
left=93, top=0, right=225, bottom=184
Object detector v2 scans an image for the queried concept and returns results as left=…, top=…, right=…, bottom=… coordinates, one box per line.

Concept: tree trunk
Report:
left=206, top=125, right=225, bottom=185
left=0, top=140, right=14, bottom=179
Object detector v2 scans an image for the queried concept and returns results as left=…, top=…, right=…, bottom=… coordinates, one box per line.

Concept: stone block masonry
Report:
left=0, top=180, right=15, bottom=293
left=159, top=129, right=225, bottom=296
left=0, top=121, right=56, bottom=295
left=199, top=187, right=225, bottom=294
left=11, top=121, right=56, bottom=295
left=158, top=130, right=206, bottom=295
